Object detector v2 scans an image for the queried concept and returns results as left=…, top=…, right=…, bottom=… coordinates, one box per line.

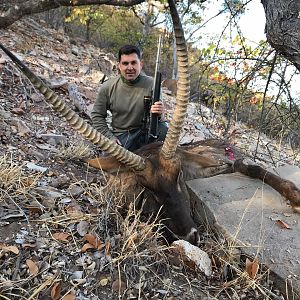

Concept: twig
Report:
left=254, top=53, right=278, bottom=161
left=4, top=191, right=31, bottom=232
left=256, top=283, right=283, bottom=300
left=27, top=276, right=55, bottom=300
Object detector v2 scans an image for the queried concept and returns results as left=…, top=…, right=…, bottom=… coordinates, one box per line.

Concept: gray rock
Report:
left=26, top=162, right=48, bottom=173
left=68, top=185, right=84, bottom=197
left=187, top=165, right=300, bottom=299
left=40, top=133, right=68, bottom=146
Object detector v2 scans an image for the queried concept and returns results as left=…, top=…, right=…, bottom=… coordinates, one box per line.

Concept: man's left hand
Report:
left=151, top=101, right=165, bottom=115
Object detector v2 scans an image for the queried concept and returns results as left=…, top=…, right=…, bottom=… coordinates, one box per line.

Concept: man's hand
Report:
left=151, top=101, right=165, bottom=115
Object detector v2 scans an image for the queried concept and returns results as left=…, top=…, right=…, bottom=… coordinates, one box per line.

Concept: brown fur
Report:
left=86, top=142, right=229, bottom=244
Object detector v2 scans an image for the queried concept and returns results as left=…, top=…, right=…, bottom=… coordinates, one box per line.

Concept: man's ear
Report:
left=140, top=59, right=144, bottom=69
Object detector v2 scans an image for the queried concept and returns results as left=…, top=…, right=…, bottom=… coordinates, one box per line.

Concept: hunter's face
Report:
left=118, top=53, right=143, bottom=81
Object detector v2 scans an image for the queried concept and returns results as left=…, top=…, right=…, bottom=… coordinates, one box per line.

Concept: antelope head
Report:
left=0, top=0, right=216, bottom=245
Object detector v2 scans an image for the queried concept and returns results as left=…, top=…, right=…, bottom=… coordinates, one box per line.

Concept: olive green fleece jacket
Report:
left=91, top=74, right=153, bottom=139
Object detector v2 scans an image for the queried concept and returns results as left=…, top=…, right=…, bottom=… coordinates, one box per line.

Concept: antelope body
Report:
left=1, top=0, right=299, bottom=246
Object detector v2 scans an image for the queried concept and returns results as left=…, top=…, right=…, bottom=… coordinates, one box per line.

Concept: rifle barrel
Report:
left=152, top=35, right=163, bottom=97
left=148, top=35, right=163, bottom=143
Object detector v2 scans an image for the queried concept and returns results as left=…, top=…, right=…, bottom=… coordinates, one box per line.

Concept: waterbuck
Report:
left=0, top=0, right=299, bottom=246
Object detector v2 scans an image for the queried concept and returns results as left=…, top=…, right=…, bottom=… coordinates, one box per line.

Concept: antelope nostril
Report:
left=193, top=231, right=201, bottom=246
left=187, top=227, right=200, bottom=246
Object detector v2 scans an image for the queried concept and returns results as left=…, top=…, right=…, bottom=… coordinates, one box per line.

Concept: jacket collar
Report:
left=121, top=74, right=141, bottom=85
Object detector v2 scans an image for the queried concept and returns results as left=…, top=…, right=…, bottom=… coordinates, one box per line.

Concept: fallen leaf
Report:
left=26, top=259, right=39, bottom=275
left=276, top=219, right=291, bottom=229
left=81, top=243, right=94, bottom=253
left=100, top=278, right=109, bottom=286
left=105, top=240, right=111, bottom=257
left=245, top=258, right=259, bottom=279
left=47, top=170, right=56, bottom=177
left=53, top=232, right=71, bottom=242
left=51, top=282, right=61, bottom=300
left=0, top=245, right=19, bottom=254
left=11, top=107, right=25, bottom=115
left=22, top=242, right=37, bottom=248
left=83, top=234, right=104, bottom=250
left=65, top=205, right=82, bottom=216
left=27, top=206, right=43, bottom=216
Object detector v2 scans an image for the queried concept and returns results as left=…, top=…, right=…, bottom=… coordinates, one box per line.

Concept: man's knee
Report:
left=117, top=130, right=144, bottom=151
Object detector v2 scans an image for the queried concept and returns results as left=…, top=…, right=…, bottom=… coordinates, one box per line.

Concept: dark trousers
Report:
left=116, top=122, right=168, bottom=151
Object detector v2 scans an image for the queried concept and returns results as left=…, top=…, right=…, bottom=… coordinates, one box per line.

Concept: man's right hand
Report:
left=151, top=101, right=165, bottom=115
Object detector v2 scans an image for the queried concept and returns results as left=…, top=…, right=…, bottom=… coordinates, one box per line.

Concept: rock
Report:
left=171, top=240, right=212, bottom=276
left=187, top=165, right=300, bottom=299
left=179, top=131, right=205, bottom=145
left=49, top=174, right=70, bottom=188
left=15, top=119, right=32, bottom=136
left=26, top=162, right=48, bottom=173
left=32, top=186, right=64, bottom=201
left=78, top=65, right=90, bottom=75
left=39, top=134, right=68, bottom=146
left=71, top=46, right=80, bottom=56
left=31, top=115, right=51, bottom=122
left=76, top=221, right=89, bottom=237
left=68, top=185, right=84, bottom=197
left=27, top=148, right=46, bottom=161
left=44, top=76, right=69, bottom=89
left=0, top=109, right=12, bottom=119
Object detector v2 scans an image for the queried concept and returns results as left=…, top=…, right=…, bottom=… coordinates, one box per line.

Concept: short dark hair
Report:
left=118, top=45, right=141, bottom=61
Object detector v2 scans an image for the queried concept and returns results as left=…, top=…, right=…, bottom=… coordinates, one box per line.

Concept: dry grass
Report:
left=0, top=155, right=42, bottom=201
left=54, top=141, right=92, bottom=160
left=0, top=164, right=287, bottom=299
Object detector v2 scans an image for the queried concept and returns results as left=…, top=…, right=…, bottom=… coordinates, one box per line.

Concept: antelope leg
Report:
left=234, top=158, right=300, bottom=212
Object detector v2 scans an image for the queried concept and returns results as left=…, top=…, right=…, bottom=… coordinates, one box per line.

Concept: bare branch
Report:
left=0, top=0, right=146, bottom=28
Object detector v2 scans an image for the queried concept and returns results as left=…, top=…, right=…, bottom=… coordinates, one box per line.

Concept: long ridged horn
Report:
left=0, top=43, right=146, bottom=171
left=161, top=0, right=190, bottom=159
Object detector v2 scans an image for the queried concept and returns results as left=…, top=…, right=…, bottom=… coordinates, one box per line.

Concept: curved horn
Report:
left=0, top=43, right=146, bottom=171
left=161, top=0, right=190, bottom=159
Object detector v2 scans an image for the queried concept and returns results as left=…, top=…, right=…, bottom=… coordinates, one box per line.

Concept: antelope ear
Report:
left=86, top=156, right=127, bottom=173
left=180, top=150, right=222, bottom=168
left=180, top=150, right=226, bottom=181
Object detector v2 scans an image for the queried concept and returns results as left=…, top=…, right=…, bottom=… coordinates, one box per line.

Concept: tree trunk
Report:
left=261, top=0, right=300, bottom=71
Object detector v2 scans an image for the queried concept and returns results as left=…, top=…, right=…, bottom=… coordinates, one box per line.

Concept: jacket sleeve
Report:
left=91, top=85, right=115, bottom=139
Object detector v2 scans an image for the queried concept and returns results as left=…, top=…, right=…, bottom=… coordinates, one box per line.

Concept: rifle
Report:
left=146, top=35, right=163, bottom=144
